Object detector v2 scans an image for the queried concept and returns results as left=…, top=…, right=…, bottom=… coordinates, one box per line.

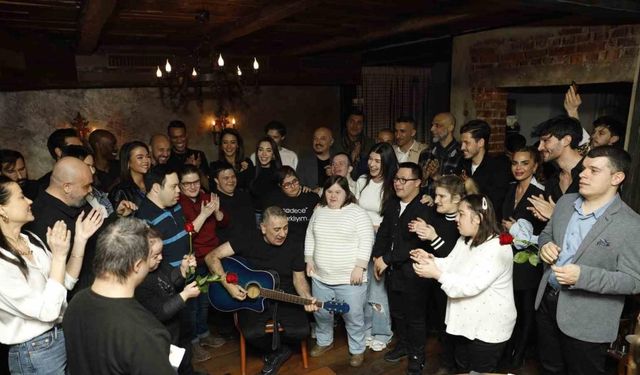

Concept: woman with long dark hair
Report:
left=501, top=146, right=546, bottom=369
left=210, top=128, right=254, bottom=191
left=0, top=176, right=103, bottom=374
left=249, top=137, right=282, bottom=223
left=411, top=194, right=516, bottom=373
left=109, top=141, right=150, bottom=208
left=354, top=142, right=398, bottom=351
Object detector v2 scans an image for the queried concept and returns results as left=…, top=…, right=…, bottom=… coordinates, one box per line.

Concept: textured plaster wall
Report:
left=0, top=86, right=340, bottom=178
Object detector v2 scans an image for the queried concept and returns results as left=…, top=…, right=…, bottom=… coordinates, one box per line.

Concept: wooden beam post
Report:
left=284, top=13, right=469, bottom=56
left=209, top=0, right=320, bottom=47
left=77, top=0, right=117, bottom=54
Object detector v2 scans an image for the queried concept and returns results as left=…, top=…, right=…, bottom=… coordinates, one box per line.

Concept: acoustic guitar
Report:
left=208, top=256, right=350, bottom=314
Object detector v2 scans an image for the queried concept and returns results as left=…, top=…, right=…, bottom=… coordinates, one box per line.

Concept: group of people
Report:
left=0, top=84, right=638, bottom=375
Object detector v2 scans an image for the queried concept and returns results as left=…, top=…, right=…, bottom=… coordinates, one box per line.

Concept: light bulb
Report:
left=237, top=66, right=242, bottom=76
left=253, top=57, right=259, bottom=70
left=165, top=59, right=172, bottom=73
left=217, top=54, right=224, bottom=67
left=192, top=68, right=197, bottom=77
left=231, top=117, right=236, bottom=126
left=156, top=66, right=162, bottom=78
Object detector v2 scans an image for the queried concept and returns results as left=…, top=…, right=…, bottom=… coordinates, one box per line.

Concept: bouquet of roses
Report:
left=499, top=232, right=540, bottom=266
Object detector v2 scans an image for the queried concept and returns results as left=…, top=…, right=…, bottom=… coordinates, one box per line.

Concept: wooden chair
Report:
left=233, top=312, right=309, bottom=375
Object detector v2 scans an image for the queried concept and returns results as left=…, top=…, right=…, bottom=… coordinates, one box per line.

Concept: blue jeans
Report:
left=312, top=278, right=367, bottom=355
left=189, top=264, right=211, bottom=343
left=363, top=262, right=393, bottom=344
left=8, top=326, right=66, bottom=375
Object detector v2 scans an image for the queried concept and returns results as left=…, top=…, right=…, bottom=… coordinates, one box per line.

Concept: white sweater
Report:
left=304, top=204, right=374, bottom=285
left=355, top=176, right=384, bottom=227
left=434, top=237, right=516, bottom=343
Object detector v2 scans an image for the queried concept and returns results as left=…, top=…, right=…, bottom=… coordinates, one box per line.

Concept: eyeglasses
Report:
left=393, top=177, right=420, bottom=185
left=180, top=181, right=200, bottom=188
left=282, top=179, right=300, bottom=189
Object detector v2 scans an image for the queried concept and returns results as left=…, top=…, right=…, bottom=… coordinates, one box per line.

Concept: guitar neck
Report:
left=259, top=288, right=322, bottom=308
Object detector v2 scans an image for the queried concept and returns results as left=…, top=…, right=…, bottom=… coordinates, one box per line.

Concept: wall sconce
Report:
left=212, top=114, right=237, bottom=145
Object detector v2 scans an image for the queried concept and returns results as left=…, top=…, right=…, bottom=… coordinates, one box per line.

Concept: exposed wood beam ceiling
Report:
left=76, top=0, right=116, bottom=54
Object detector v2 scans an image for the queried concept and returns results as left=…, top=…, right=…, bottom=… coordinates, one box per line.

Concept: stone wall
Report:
left=451, top=25, right=640, bottom=153
left=0, top=86, right=340, bottom=178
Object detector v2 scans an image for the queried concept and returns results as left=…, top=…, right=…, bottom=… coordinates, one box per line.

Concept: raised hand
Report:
left=409, top=218, right=437, bottom=241
left=527, top=195, right=555, bottom=221
left=180, top=254, right=197, bottom=278
left=200, top=194, right=218, bottom=218
left=46, top=220, right=71, bottom=258
left=564, top=85, right=582, bottom=119
left=116, top=200, right=138, bottom=217
left=75, top=209, right=105, bottom=243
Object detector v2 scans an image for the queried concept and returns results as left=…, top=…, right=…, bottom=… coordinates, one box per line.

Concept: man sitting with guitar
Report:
left=205, top=206, right=318, bottom=375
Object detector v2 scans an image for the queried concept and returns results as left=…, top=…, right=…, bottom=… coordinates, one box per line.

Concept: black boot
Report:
left=261, top=345, right=292, bottom=375
left=406, top=354, right=425, bottom=375
left=384, top=344, right=408, bottom=363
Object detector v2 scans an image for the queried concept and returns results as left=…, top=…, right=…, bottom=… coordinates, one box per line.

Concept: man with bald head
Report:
left=88, top=129, right=120, bottom=192
left=297, top=126, right=334, bottom=190
left=27, top=157, right=137, bottom=293
left=149, top=134, right=171, bottom=166
left=418, top=112, right=463, bottom=182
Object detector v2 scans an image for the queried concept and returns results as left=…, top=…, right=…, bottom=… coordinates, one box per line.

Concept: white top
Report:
left=250, top=146, right=298, bottom=169
left=434, top=237, right=516, bottom=343
left=305, top=204, right=374, bottom=285
left=0, top=233, right=77, bottom=344
left=355, top=176, right=384, bottom=227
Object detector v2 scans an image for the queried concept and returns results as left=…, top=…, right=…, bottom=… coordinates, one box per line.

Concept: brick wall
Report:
left=459, top=25, right=640, bottom=153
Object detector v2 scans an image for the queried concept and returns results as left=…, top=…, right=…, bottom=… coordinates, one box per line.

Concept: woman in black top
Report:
left=250, top=137, right=282, bottom=222
left=264, top=166, right=319, bottom=246
left=210, top=129, right=254, bottom=191
left=501, top=146, right=546, bottom=369
left=109, top=141, right=150, bottom=208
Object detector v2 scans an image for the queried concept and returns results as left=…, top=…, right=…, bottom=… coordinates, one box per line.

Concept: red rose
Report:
left=184, top=222, right=195, bottom=233
left=226, top=272, right=239, bottom=284
left=499, top=232, right=514, bottom=245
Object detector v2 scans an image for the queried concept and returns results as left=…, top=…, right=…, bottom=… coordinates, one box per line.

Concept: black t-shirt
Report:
left=216, top=189, right=256, bottom=244
left=249, top=166, right=279, bottom=211
left=63, top=289, right=174, bottom=375
left=230, top=234, right=305, bottom=294
left=316, top=157, right=330, bottom=188
left=264, top=190, right=318, bottom=246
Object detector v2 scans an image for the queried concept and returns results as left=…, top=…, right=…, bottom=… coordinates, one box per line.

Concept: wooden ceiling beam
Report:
left=208, top=0, right=320, bottom=47
left=284, top=12, right=470, bottom=56
left=516, top=0, right=640, bottom=16
left=76, top=0, right=117, bottom=54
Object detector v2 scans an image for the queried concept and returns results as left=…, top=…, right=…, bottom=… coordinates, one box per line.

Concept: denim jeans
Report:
left=189, top=264, right=211, bottom=343
left=312, top=278, right=367, bottom=355
left=8, top=326, right=66, bottom=375
left=363, top=262, right=393, bottom=344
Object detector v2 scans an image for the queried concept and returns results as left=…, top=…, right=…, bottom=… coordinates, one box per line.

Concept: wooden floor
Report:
left=193, top=326, right=545, bottom=375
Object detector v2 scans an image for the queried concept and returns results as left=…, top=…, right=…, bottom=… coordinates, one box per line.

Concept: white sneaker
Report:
left=369, top=340, right=387, bottom=352
left=365, top=336, right=373, bottom=348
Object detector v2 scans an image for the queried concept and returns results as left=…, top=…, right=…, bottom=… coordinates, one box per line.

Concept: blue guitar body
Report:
left=207, top=256, right=350, bottom=314
left=208, top=256, right=276, bottom=313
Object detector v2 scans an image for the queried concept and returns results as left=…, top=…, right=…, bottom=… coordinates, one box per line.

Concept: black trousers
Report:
left=450, top=334, right=506, bottom=373
left=387, top=265, right=430, bottom=358
left=505, top=287, right=537, bottom=361
left=536, top=286, right=609, bottom=375
left=238, top=302, right=309, bottom=353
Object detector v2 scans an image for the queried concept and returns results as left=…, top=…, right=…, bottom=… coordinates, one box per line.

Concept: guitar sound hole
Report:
left=246, top=283, right=261, bottom=299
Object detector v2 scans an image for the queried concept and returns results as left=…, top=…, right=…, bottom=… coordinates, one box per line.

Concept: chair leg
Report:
left=301, top=339, right=308, bottom=369
left=234, top=313, right=247, bottom=375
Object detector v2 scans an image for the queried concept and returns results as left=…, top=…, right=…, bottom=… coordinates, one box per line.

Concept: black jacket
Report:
left=463, top=154, right=511, bottom=221
left=108, top=180, right=146, bottom=209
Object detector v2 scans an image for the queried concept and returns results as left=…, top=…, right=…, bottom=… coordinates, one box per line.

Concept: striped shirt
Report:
left=304, top=204, right=374, bottom=285
left=136, top=197, right=189, bottom=267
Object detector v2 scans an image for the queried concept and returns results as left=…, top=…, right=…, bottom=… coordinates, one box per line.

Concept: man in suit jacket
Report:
left=536, top=146, right=640, bottom=375
left=297, top=127, right=334, bottom=192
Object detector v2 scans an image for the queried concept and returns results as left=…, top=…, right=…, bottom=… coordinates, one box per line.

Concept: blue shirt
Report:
left=548, top=195, right=617, bottom=289
left=136, top=197, right=189, bottom=268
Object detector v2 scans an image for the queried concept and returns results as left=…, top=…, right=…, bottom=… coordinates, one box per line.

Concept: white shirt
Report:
left=0, top=233, right=77, bottom=344
left=434, top=237, right=516, bottom=343
left=355, top=176, right=384, bottom=227
left=305, top=204, right=374, bottom=285
left=250, top=146, right=298, bottom=169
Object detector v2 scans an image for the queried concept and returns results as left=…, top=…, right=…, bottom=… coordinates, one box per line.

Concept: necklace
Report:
left=7, top=235, right=32, bottom=256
